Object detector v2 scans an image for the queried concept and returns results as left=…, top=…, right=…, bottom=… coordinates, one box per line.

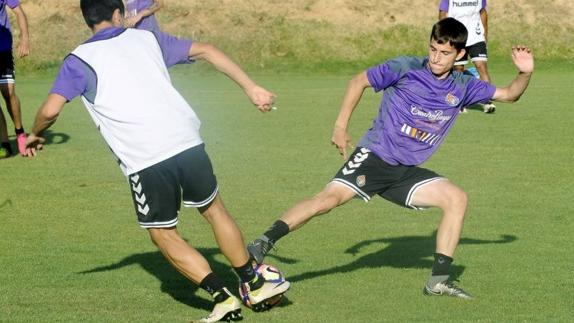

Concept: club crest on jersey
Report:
left=356, top=175, right=366, bottom=187
left=445, top=93, right=460, bottom=107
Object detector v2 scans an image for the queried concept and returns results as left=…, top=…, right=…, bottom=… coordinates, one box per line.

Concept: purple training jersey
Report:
left=50, top=27, right=192, bottom=101
left=358, top=56, right=495, bottom=166
left=0, top=0, right=20, bottom=51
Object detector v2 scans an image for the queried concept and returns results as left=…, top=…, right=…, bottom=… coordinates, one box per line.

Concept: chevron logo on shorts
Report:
left=342, top=148, right=370, bottom=175
left=130, top=174, right=149, bottom=215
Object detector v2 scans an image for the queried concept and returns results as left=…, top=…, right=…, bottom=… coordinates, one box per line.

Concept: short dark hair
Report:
left=430, top=17, right=468, bottom=51
left=80, top=0, right=125, bottom=29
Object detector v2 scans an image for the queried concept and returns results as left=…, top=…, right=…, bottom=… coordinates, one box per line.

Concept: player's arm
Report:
left=11, top=5, right=30, bottom=58
left=125, top=0, right=162, bottom=27
left=25, top=94, right=67, bottom=157
left=189, top=42, right=275, bottom=112
left=480, top=9, right=488, bottom=41
left=492, top=46, right=534, bottom=103
left=332, top=71, right=370, bottom=159
left=438, top=10, right=447, bottom=20
left=141, top=0, right=163, bottom=16
left=438, top=0, right=449, bottom=20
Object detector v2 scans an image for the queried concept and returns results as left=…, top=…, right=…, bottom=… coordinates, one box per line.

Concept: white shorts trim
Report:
left=139, top=217, right=178, bottom=229
left=454, top=60, right=469, bottom=66
left=470, top=57, right=488, bottom=62
left=331, top=178, right=371, bottom=202
left=405, top=177, right=446, bottom=210
left=183, top=186, right=219, bottom=208
left=0, top=79, right=15, bottom=84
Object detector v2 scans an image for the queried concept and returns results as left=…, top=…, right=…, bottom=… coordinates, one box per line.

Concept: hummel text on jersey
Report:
left=452, top=1, right=479, bottom=7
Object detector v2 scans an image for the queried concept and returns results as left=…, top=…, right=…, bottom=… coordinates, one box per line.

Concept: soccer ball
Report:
left=238, top=263, right=286, bottom=308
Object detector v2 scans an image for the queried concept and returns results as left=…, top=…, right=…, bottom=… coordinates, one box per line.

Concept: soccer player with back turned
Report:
left=248, top=17, right=534, bottom=299
left=24, top=0, right=289, bottom=321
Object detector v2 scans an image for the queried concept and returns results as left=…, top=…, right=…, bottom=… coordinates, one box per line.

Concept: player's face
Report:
left=427, top=40, right=464, bottom=79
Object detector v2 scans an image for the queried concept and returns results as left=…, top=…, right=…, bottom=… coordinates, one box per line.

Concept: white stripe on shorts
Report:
left=470, top=57, right=488, bottom=62
left=331, top=178, right=371, bottom=202
left=139, top=217, right=178, bottom=229
left=183, top=186, right=219, bottom=208
left=405, top=177, right=446, bottom=210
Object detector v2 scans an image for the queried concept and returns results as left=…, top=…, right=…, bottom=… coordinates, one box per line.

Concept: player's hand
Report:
left=331, top=126, right=353, bottom=160
left=124, top=15, right=142, bottom=28
left=511, top=45, right=534, bottom=74
left=247, top=85, right=276, bottom=113
left=24, top=133, right=45, bottom=157
left=18, top=40, right=29, bottom=58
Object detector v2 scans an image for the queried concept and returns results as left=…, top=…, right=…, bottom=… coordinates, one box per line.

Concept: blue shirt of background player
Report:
left=358, top=56, right=496, bottom=166
left=0, top=0, right=20, bottom=51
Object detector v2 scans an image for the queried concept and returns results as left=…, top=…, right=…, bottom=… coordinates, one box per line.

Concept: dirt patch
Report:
left=11, top=0, right=574, bottom=70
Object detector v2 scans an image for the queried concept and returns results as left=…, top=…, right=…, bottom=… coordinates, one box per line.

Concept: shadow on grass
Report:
left=77, top=233, right=516, bottom=308
left=42, top=130, right=70, bottom=145
left=78, top=247, right=297, bottom=311
left=4, top=130, right=70, bottom=155
left=79, top=247, right=229, bottom=310
left=287, top=232, right=517, bottom=284
left=0, top=199, right=13, bottom=211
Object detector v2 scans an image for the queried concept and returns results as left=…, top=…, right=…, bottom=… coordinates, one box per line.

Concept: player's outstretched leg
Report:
left=248, top=183, right=356, bottom=264
left=200, top=195, right=291, bottom=312
left=247, top=233, right=277, bottom=265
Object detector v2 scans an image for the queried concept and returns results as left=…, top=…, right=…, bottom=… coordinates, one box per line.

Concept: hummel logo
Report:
left=342, top=148, right=370, bottom=175
left=131, top=182, right=143, bottom=194
left=130, top=173, right=149, bottom=216
left=137, top=204, right=150, bottom=215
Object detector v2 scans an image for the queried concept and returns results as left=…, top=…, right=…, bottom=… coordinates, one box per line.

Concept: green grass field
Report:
left=1, top=61, right=573, bottom=322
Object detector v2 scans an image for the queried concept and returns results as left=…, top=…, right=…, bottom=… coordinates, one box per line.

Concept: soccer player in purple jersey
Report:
left=0, top=0, right=29, bottom=158
left=248, top=17, right=534, bottom=299
left=24, top=0, right=289, bottom=321
left=124, top=0, right=162, bottom=33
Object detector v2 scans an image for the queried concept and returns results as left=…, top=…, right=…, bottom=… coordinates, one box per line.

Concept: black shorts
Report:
left=455, top=41, right=488, bottom=66
left=128, top=144, right=218, bottom=228
left=0, top=50, right=15, bottom=84
left=332, top=147, right=444, bottom=210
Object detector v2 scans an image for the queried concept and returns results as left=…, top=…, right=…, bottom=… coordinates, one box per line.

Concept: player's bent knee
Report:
left=148, top=227, right=179, bottom=246
left=447, top=189, right=468, bottom=213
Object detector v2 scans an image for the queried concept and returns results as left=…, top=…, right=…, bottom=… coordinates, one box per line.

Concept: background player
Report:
left=248, top=18, right=533, bottom=299
left=124, top=0, right=162, bottom=33
left=24, top=0, right=289, bottom=321
left=439, top=0, right=496, bottom=113
left=0, top=0, right=29, bottom=157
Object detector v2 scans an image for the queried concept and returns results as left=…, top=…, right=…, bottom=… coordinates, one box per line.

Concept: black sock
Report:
left=431, top=253, right=453, bottom=276
left=234, top=259, right=264, bottom=290
left=200, top=272, right=229, bottom=303
left=263, top=220, right=290, bottom=243
left=234, top=259, right=256, bottom=283
left=15, top=127, right=25, bottom=135
left=1, top=142, right=12, bottom=154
